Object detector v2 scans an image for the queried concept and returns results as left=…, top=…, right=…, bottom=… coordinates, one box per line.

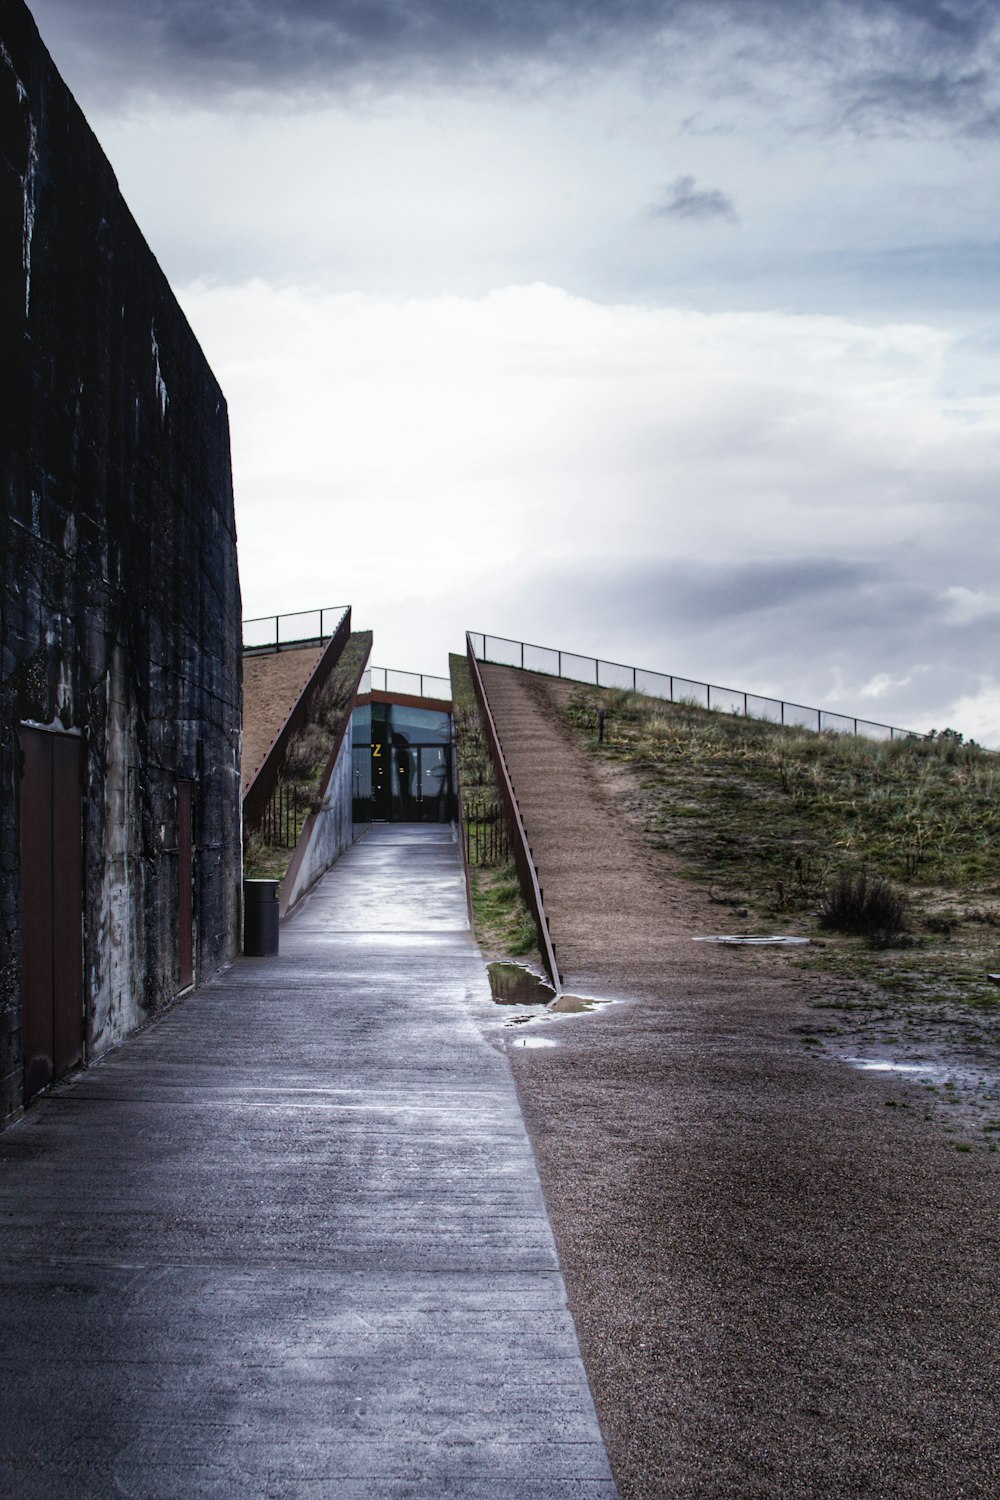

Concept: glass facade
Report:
left=351, top=701, right=456, bottom=823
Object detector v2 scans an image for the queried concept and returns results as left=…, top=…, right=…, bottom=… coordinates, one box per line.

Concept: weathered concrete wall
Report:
left=0, top=2, right=242, bottom=1122
left=282, top=735, right=354, bottom=914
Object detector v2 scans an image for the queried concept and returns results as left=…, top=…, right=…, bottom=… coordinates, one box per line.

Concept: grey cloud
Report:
left=502, top=553, right=995, bottom=734
left=841, top=66, right=1000, bottom=136
left=530, top=556, right=896, bottom=632
left=650, top=175, right=738, bottom=223
left=26, top=0, right=1000, bottom=138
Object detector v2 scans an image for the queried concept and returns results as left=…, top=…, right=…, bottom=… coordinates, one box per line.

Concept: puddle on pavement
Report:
left=845, top=1057, right=993, bottom=1091
left=693, top=934, right=810, bottom=946
left=850, top=1059, right=938, bottom=1075
left=488, top=961, right=617, bottom=1043
left=488, top=962, right=556, bottom=1006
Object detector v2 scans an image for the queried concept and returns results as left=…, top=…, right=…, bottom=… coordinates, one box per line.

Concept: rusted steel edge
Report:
left=242, top=607, right=351, bottom=831
left=356, top=688, right=453, bottom=713
left=465, top=633, right=561, bottom=990
left=450, top=697, right=477, bottom=931
left=446, top=654, right=475, bottom=929
left=278, top=635, right=373, bottom=920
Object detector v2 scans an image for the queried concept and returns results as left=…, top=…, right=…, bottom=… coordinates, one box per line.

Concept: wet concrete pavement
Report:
left=0, top=825, right=616, bottom=1499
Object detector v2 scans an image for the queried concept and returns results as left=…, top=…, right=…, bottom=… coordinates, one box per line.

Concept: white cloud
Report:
left=82, top=73, right=1000, bottom=332
left=859, top=672, right=914, bottom=701
left=939, top=681, right=1000, bottom=746
left=177, top=277, right=1000, bottom=741
left=942, top=586, right=1000, bottom=625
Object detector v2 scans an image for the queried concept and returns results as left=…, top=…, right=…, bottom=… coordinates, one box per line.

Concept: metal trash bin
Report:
left=243, top=879, right=279, bottom=956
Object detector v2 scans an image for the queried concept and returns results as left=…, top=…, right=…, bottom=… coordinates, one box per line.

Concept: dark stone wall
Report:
left=0, top=2, right=242, bottom=1121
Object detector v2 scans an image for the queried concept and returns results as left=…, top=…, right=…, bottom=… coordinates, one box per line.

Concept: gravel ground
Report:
left=480, top=664, right=1000, bottom=1500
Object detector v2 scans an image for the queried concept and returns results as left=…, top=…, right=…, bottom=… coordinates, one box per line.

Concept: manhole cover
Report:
left=692, top=935, right=810, bottom=946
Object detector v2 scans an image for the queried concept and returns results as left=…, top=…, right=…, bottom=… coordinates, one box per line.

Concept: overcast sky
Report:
left=29, top=0, right=1000, bottom=740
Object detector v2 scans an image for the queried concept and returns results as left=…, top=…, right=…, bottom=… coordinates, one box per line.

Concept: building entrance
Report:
left=353, top=700, right=456, bottom=823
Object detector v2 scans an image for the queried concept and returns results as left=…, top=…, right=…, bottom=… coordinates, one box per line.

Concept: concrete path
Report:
left=0, top=825, right=616, bottom=1500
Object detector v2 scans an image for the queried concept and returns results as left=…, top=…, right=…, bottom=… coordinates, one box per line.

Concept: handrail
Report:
left=242, top=609, right=353, bottom=830
left=243, top=606, right=348, bottom=653
left=466, top=635, right=561, bottom=989
left=468, top=631, right=928, bottom=744
left=360, top=666, right=452, bottom=702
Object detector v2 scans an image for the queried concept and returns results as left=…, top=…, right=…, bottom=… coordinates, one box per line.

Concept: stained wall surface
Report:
left=0, top=1, right=242, bottom=1121
left=281, top=735, right=355, bottom=914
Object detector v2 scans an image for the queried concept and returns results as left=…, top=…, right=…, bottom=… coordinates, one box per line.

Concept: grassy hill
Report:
left=562, top=684, right=1000, bottom=1141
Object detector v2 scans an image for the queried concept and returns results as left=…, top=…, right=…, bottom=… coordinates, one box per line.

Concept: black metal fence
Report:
left=468, top=631, right=926, bottom=743
left=243, top=606, right=348, bottom=654
left=257, top=782, right=304, bottom=849
left=462, top=800, right=511, bottom=867
left=361, top=666, right=452, bottom=700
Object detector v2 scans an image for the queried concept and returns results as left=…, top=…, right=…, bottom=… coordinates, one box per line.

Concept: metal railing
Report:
left=462, top=799, right=511, bottom=867
left=257, top=782, right=304, bottom=849
left=468, top=631, right=926, bottom=743
left=360, top=666, right=452, bottom=701
left=243, top=606, right=348, bottom=653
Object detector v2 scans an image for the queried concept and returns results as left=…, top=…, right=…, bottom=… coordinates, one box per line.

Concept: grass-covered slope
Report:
left=244, top=631, right=372, bottom=880
left=449, top=652, right=539, bottom=962
left=562, top=684, right=1000, bottom=1129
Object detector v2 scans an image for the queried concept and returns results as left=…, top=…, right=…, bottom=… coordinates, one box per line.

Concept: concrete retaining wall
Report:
left=281, top=735, right=354, bottom=914
left=0, top=2, right=242, bottom=1122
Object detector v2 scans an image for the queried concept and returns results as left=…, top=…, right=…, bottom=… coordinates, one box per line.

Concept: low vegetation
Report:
left=450, top=652, right=541, bottom=963
left=469, top=866, right=539, bottom=958
left=817, top=867, right=910, bottom=944
left=564, top=687, right=998, bottom=936
left=562, top=685, right=1000, bottom=1136
left=244, top=632, right=372, bottom=880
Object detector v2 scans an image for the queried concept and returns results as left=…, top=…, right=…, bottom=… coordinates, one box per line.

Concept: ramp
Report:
left=0, top=825, right=617, bottom=1499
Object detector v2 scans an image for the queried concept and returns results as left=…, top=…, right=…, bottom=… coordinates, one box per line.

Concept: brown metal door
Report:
left=19, top=728, right=84, bottom=1100
left=178, top=780, right=194, bottom=990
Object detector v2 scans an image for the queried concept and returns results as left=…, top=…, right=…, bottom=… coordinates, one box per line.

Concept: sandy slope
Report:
left=241, top=644, right=323, bottom=792
left=480, top=662, right=1000, bottom=1500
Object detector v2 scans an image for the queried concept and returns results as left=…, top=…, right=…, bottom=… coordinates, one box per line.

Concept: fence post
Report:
left=633, top=667, right=637, bottom=690
left=521, top=641, right=524, bottom=669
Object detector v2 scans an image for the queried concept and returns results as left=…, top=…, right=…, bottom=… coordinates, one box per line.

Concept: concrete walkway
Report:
left=0, top=825, right=616, bottom=1499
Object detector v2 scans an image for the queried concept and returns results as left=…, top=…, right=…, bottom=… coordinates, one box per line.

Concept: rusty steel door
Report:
left=19, top=727, right=84, bottom=1100
left=178, top=780, right=194, bottom=990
